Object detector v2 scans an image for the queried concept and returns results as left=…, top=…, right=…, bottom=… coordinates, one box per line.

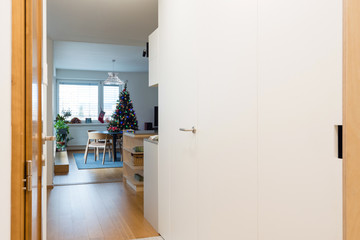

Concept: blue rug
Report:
left=74, top=152, right=123, bottom=170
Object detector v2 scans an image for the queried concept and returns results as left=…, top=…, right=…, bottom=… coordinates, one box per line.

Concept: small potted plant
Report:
left=54, top=119, right=70, bottom=151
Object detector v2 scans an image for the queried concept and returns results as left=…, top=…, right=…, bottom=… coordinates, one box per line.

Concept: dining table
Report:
left=93, top=130, right=124, bottom=161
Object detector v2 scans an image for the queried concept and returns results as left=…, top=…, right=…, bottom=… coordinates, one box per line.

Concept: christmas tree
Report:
left=108, top=83, right=139, bottom=132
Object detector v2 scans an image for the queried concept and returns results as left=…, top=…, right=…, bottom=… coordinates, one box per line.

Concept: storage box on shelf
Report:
left=122, top=131, right=156, bottom=192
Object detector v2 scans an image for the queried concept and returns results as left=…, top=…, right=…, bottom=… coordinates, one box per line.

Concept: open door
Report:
left=25, top=0, right=43, bottom=239
left=11, top=0, right=43, bottom=239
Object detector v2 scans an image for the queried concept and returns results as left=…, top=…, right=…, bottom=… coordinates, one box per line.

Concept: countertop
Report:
left=144, top=138, right=158, bottom=145
left=123, top=130, right=158, bottom=138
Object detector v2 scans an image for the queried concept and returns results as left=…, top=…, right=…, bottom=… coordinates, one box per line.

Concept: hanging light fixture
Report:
left=104, top=59, right=125, bottom=85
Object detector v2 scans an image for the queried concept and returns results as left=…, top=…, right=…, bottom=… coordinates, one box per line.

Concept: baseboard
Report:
left=66, top=145, right=86, bottom=151
left=66, top=145, right=122, bottom=151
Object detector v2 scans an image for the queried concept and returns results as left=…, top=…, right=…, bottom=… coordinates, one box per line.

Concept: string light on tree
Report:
left=108, top=83, right=139, bottom=132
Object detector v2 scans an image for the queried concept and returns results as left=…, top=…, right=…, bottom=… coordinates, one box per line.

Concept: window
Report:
left=57, top=81, right=121, bottom=122
left=104, top=85, right=120, bottom=119
left=58, top=83, right=99, bottom=120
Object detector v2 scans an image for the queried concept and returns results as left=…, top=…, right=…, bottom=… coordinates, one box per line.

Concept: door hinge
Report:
left=23, top=160, right=32, bottom=192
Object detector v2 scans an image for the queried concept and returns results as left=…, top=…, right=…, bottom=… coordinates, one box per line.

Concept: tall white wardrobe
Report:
left=151, top=0, right=343, bottom=239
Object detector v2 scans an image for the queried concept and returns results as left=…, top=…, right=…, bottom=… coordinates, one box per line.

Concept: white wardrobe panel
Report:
left=196, top=1, right=258, bottom=240
left=258, top=0, right=343, bottom=239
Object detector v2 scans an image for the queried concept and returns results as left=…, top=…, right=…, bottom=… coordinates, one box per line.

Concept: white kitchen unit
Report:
left=144, top=138, right=159, bottom=231
left=157, top=0, right=342, bottom=240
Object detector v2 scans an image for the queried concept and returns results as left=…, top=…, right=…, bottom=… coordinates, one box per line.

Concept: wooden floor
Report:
left=54, top=150, right=123, bottom=185
left=47, top=182, right=159, bottom=240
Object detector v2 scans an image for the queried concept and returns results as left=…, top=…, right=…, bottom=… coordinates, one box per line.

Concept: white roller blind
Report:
left=58, top=83, right=98, bottom=120
left=104, top=85, right=120, bottom=119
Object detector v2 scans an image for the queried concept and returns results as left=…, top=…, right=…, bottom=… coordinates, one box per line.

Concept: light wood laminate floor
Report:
left=54, top=150, right=123, bottom=185
left=47, top=182, right=159, bottom=240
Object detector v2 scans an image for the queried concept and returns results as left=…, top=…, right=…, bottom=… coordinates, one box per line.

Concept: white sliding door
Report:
left=257, top=0, right=343, bottom=239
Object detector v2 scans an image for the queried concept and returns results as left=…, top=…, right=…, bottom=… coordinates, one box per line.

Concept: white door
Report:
left=158, top=1, right=199, bottom=239
left=195, top=1, right=259, bottom=240
left=257, top=0, right=343, bottom=239
left=158, top=0, right=259, bottom=239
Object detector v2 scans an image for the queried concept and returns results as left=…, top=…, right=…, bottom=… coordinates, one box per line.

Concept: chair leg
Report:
left=102, top=147, right=106, bottom=165
left=94, top=148, right=97, bottom=161
left=97, top=148, right=99, bottom=160
left=84, top=145, right=89, bottom=164
left=108, top=146, right=112, bottom=160
left=111, top=147, right=114, bottom=162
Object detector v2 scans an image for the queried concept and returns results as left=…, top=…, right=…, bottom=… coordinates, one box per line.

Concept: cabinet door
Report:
left=195, top=1, right=259, bottom=240
left=159, top=0, right=259, bottom=239
left=158, top=1, right=199, bottom=239
left=257, top=0, right=343, bottom=239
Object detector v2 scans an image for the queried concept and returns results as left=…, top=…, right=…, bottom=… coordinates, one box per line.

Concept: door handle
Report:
left=179, top=126, right=197, bottom=134
left=42, top=135, right=56, bottom=144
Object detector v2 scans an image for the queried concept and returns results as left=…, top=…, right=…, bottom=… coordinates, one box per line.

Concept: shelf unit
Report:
left=122, top=131, right=156, bottom=192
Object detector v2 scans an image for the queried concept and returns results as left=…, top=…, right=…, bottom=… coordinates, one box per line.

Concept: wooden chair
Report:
left=87, top=130, right=113, bottom=160
left=87, top=130, right=99, bottom=160
left=84, top=132, right=113, bottom=165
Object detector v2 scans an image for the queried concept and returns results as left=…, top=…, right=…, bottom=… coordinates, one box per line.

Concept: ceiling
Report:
left=47, top=0, right=158, bottom=46
left=54, top=41, right=149, bottom=72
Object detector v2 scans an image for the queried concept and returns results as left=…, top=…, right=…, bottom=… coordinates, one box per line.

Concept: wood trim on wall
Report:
left=343, top=0, right=360, bottom=239
left=11, top=0, right=26, bottom=239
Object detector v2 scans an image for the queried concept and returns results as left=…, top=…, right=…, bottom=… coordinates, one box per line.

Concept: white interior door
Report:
left=158, top=1, right=198, bottom=239
left=195, top=1, right=259, bottom=240
left=159, top=0, right=259, bottom=239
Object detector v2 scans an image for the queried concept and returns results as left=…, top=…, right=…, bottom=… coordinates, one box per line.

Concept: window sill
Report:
left=68, top=122, right=109, bottom=127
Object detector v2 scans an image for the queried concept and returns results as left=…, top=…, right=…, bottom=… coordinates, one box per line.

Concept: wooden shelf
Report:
left=122, top=132, right=155, bottom=192
left=123, top=147, right=144, bottom=155
left=124, top=175, right=144, bottom=192
left=124, top=160, right=144, bottom=170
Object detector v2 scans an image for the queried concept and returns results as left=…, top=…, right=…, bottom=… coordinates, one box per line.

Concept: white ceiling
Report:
left=54, top=41, right=149, bottom=72
left=47, top=0, right=158, bottom=46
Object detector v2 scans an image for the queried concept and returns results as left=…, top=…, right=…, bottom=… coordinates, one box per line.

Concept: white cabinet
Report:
left=158, top=0, right=342, bottom=239
left=149, top=29, right=159, bottom=87
left=144, top=139, right=159, bottom=231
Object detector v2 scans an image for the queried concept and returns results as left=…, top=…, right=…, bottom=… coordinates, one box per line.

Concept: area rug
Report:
left=131, top=237, right=163, bottom=240
left=74, top=152, right=123, bottom=170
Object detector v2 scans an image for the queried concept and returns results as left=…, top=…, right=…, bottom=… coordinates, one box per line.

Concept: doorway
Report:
left=45, top=0, right=160, bottom=239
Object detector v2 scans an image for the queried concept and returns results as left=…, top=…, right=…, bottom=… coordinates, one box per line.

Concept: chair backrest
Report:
left=88, top=132, right=108, bottom=140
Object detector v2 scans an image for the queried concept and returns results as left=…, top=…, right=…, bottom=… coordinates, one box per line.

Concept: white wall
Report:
left=0, top=0, right=12, bottom=239
left=67, top=124, right=108, bottom=148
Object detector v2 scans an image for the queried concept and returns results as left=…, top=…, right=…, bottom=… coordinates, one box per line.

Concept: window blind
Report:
left=104, top=85, right=120, bottom=119
left=58, top=83, right=99, bottom=120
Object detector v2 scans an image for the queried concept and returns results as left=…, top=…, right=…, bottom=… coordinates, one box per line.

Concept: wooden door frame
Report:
left=343, top=0, right=360, bottom=239
left=11, top=0, right=43, bottom=239
left=11, top=0, right=26, bottom=239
